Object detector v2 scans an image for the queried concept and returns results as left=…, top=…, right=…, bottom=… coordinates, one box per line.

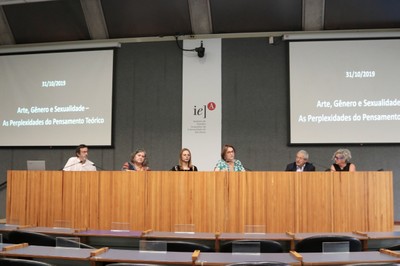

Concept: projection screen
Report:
left=0, top=49, right=114, bottom=146
left=289, top=39, right=400, bottom=144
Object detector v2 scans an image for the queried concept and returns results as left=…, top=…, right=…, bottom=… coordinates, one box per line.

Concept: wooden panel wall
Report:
left=6, top=171, right=394, bottom=232
left=97, top=171, right=146, bottom=230
left=296, top=172, right=334, bottom=232
left=6, top=171, right=64, bottom=227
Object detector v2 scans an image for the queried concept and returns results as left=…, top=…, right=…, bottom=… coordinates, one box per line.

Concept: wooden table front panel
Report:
left=6, top=171, right=393, bottom=233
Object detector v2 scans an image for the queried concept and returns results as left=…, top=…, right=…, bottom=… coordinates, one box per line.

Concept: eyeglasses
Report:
left=334, top=156, right=345, bottom=160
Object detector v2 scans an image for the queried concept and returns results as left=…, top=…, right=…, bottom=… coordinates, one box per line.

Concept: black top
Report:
left=171, top=165, right=198, bottom=171
left=332, top=162, right=352, bottom=171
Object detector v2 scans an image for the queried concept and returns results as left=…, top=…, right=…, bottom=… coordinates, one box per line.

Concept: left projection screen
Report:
left=0, top=50, right=114, bottom=146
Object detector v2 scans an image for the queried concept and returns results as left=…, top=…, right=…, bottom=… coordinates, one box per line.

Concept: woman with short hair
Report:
left=330, top=148, right=356, bottom=172
left=214, top=144, right=245, bottom=172
left=122, top=149, right=150, bottom=171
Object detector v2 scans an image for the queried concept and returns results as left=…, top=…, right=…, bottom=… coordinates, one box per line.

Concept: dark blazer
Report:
left=285, top=162, right=316, bottom=172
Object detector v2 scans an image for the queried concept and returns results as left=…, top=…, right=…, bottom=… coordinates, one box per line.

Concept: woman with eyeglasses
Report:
left=122, top=149, right=150, bottom=171
left=214, top=144, right=245, bottom=172
left=330, top=148, right=356, bottom=172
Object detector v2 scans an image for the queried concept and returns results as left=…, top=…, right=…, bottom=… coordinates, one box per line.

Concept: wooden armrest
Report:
left=16, top=225, right=32, bottom=229
left=286, top=231, right=295, bottom=237
left=90, top=247, right=109, bottom=257
left=290, top=250, right=303, bottom=262
left=192, top=250, right=201, bottom=262
left=3, top=243, right=28, bottom=251
left=141, top=229, right=153, bottom=236
left=380, top=248, right=400, bottom=258
left=353, top=230, right=369, bottom=237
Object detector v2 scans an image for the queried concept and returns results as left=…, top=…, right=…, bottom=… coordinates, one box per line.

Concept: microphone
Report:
left=92, top=163, right=105, bottom=170
left=62, top=160, right=82, bottom=170
left=310, top=161, right=332, bottom=172
left=0, top=180, right=7, bottom=189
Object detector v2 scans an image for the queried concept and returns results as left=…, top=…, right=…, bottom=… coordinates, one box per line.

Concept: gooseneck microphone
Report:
left=62, top=160, right=83, bottom=170
left=310, top=161, right=332, bottom=172
left=92, top=163, right=105, bottom=170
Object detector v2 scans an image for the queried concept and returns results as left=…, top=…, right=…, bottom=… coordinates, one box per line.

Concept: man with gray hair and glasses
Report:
left=285, top=150, right=315, bottom=172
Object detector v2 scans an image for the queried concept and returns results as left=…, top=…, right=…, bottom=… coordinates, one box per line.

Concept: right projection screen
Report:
left=289, top=39, right=400, bottom=144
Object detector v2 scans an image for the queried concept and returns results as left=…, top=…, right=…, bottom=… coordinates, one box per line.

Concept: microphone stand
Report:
left=92, top=163, right=105, bottom=170
left=62, top=160, right=82, bottom=170
left=310, top=162, right=332, bottom=172
left=0, top=180, right=7, bottom=190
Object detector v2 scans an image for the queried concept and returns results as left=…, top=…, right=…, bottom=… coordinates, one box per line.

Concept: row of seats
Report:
left=3, top=230, right=400, bottom=266
left=6, top=230, right=95, bottom=249
left=6, top=230, right=400, bottom=252
left=0, top=258, right=53, bottom=266
left=0, top=258, right=398, bottom=266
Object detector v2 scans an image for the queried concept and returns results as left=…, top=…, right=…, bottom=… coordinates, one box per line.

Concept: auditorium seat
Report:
left=0, top=258, right=55, bottom=266
left=386, top=243, right=400, bottom=250
left=225, top=262, right=290, bottom=266
left=8, top=230, right=95, bottom=249
left=106, top=264, right=164, bottom=266
left=344, top=262, right=399, bottom=266
left=220, top=240, right=283, bottom=253
left=295, top=235, right=362, bottom=252
left=166, top=241, right=214, bottom=252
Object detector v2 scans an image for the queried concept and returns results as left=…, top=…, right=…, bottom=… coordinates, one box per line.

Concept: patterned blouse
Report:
left=214, top=159, right=245, bottom=172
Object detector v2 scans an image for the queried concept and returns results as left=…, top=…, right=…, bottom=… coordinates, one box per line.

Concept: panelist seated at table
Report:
left=63, top=144, right=96, bottom=171
left=330, top=148, right=356, bottom=172
left=285, top=150, right=315, bottom=172
left=122, top=149, right=150, bottom=171
left=171, top=148, right=198, bottom=171
left=214, top=144, right=245, bottom=172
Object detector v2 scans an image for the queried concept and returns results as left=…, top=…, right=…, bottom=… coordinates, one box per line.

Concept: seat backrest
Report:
left=295, top=235, right=362, bottom=252
left=220, top=240, right=283, bottom=253
left=166, top=241, right=214, bottom=252
left=225, top=262, right=290, bottom=266
left=55, top=236, right=95, bottom=249
left=0, top=258, right=54, bottom=266
left=344, top=262, right=398, bottom=266
left=8, top=230, right=95, bottom=249
left=8, top=230, right=56, bottom=246
left=106, top=264, right=164, bottom=266
left=386, top=244, right=400, bottom=250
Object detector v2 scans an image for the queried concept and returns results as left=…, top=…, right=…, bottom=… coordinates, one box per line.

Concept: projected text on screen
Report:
left=0, top=50, right=114, bottom=146
left=289, top=39, right=400, bottom=144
